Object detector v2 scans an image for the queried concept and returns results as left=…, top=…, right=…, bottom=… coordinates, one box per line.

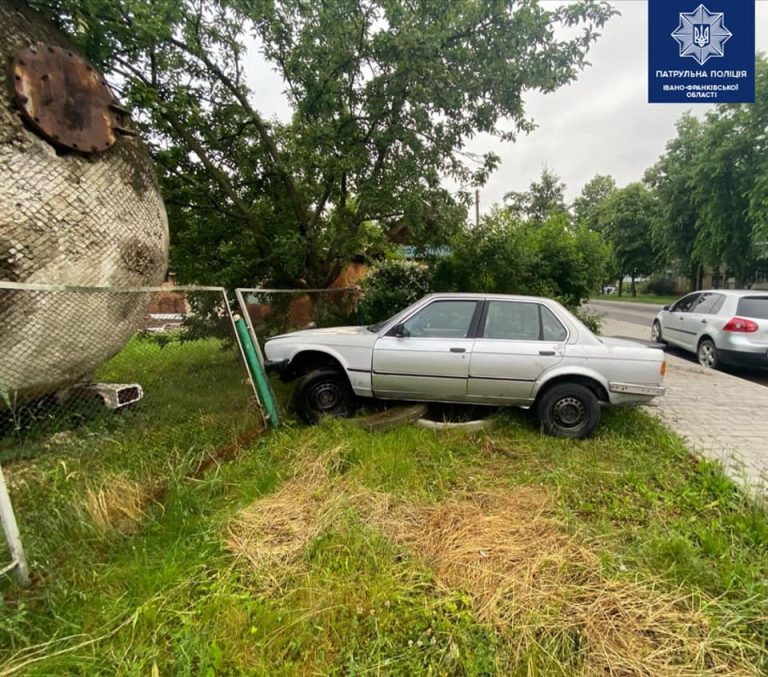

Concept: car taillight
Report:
left=723, top=317, right=759, bottom=333
left=660, top=360, right=667, bottom=377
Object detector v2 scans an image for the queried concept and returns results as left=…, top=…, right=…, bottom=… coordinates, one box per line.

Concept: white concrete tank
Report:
left=0, top=0, right=169, bottom=400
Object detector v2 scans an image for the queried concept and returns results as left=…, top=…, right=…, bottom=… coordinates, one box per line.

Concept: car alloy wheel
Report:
left=697, top=340, right=718, bottom=369
left=651, top=321, right=662, bottom=343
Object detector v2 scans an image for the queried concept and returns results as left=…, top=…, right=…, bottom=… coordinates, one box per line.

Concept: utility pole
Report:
left=475, top=189, right=480, bottom=227
left=0, top=464, right=30, bottom=587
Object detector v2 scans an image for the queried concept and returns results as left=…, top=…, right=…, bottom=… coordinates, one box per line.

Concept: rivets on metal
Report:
left=11, top=42, right=130, bottom=153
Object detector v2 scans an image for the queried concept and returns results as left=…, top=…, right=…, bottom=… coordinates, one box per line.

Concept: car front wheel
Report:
left=651, top=320, right=665, bottom=344
left=537, top=383, right=601, bottom=438
left=292, top=368, right=356, bottom=424
left=697, top=339, right=719, bottom=369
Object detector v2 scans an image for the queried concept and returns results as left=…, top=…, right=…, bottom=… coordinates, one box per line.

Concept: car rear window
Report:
left=736, top=296, right=768, bottom=320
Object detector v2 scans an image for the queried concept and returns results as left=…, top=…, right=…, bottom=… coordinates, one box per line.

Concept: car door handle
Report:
left=701, top=319, right=708, bottom=324
left=539, top=350, right=556, bottom=356
left=449, top=347, right=466, bottom=353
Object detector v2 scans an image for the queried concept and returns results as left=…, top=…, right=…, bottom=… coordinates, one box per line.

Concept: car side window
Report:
left=693, top=293, right=724, bottom=315
left=481, top=301, right=558, bottom=341
left=541, top=306, right=568, bottom=341
left=671, top=293, right=701, bottom=313
left=401, top=300, right=477, bottom=338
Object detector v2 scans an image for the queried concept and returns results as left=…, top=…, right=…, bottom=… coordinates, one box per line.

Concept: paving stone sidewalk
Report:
left=602, top=317, right=768, bottom=494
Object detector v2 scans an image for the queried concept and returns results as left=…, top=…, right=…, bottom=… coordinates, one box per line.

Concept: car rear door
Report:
left=467, top=300, right=566, bottom=404
left=691, top=292, right=726, bottom=342
left=372, top=298, right=481, bottom=400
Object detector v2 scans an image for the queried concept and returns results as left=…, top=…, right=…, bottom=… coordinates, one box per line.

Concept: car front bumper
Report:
left=264, top=358, right=289, bottom=375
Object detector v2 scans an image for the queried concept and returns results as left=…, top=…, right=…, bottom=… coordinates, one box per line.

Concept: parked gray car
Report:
left=265, top=293, right=667, bottom=438
left=651, top=290, right=768, bottom=369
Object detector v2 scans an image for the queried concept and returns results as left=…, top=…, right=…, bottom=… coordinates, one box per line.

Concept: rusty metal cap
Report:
left=11, top=43, right=133, bottom=153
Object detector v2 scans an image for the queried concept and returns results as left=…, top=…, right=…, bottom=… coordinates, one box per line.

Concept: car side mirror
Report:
left=662, top=305, right=670, bottom=311
left=393, top=323, right=409, bottom=337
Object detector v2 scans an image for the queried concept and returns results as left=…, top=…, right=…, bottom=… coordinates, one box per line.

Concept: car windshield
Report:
left=366, top=298, right=426, bottom=332
left=736, top=296, right=768, bottom=320
left=366, top=318, right=389, bottom=332
left=366, top=308, right=406, bottom=333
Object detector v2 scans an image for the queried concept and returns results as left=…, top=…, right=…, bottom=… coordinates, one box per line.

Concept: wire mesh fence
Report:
left=236, top=287, right=363, bottom=341
left=0, top=282, right=262, bottom=462
left=0, top=282, right=268, bottom=586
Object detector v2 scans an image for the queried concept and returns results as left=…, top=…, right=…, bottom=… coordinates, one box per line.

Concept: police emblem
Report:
left=671, top=4, right=732, bottom=65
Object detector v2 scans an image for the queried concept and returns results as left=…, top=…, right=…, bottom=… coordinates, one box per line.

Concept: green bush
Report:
left=646, top=276, right=678, bottom=296
left=434, top=210, right=611, bottom=311
left=359, top=259, right=434, bottom=323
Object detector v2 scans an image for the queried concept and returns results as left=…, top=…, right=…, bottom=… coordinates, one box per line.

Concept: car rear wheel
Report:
left=537, top=383, right=601, bottom=439
left=651, top=320, right=665, bottom=344
left=292, top=368, right=356, bottom=424
left=697, top=338, right=719, bottom=369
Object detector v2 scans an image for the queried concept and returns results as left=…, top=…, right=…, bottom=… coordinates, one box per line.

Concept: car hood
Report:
left=268, top=325, right=373, bottom=341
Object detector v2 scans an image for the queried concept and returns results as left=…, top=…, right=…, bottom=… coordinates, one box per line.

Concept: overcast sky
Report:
left=245, top=1, right=768, bottom=210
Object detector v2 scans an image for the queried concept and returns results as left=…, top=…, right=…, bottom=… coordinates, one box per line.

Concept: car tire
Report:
left=697, top=338, right=719, bottom=370
left=651, top=320, right=665, bottom=344
left=292, top=368, right=356, bottom=424
left=537, top=383, right=601, bottom=439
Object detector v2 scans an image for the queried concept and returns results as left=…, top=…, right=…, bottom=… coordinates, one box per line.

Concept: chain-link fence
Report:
left=0, top=283, right=262, bottom=456
left=235, top=287, right=363, bottom=342
left=0, top=282, right=268, bottom=585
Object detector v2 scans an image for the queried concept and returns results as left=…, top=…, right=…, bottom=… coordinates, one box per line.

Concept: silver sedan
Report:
left=265, top=293, right=667, bottom=438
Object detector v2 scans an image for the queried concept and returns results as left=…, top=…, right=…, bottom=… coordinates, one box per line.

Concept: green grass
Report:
left=1, top=343, right=767, bottom=674
left=592, top=293, right=679, bottom=305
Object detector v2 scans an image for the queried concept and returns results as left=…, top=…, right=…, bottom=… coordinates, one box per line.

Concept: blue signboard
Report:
left=648, top=0, right=755, bottom=103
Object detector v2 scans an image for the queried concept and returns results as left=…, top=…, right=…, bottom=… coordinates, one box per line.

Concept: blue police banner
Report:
left=648, top=0, right=755, bottom=103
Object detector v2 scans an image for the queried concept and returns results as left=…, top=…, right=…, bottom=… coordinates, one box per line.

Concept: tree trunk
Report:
left=618, top=277, right=624, bottom=297
left=630, top=273, right=636, bottom=297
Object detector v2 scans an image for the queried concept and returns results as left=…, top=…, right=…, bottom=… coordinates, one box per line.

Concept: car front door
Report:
left=467, top=301, right=566, bottom=404
left=371, top=299, right=481, bottom=400
left=663, top=293, right=701, bottom=349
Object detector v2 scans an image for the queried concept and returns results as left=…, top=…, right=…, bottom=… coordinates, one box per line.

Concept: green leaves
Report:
left=31, top=0, right=615, bottom=287
left=646, top=55, right=768, bottom=287
left=433, top=208, right=610, bottom=309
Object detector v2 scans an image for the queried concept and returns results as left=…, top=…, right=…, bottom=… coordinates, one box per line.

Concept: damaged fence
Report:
left=0, top=282, right=264, bottom=585
left=235, top=286, right=363, bottom=342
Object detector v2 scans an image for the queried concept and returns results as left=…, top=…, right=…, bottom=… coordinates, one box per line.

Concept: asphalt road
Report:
left=586, top=299, right=768, bottom=388
left=585, top=300, right=662, bottom=330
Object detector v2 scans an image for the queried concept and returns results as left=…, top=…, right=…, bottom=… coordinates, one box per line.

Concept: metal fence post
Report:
left=0, top=463, right=31, bottom=587
left=234, top=316, right=280, bottom=427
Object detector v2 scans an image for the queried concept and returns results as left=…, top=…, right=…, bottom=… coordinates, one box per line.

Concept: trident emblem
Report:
left=693, top=25, right=710, bottom=48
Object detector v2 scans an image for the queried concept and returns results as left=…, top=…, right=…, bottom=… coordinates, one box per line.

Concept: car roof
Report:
left=690, top=289, right=768, bottom=297
left=424, top=292, right=556, bottom=303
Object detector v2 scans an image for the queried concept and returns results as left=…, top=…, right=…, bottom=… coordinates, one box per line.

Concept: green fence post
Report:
left=234, top=315, right=280, bottom=427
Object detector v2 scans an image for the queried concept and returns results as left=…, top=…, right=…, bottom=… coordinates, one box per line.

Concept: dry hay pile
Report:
left=227, top=448, right=390, bottom=589
left=385, top=488, right=757, bottom=676
left=82, top=474, right=153, bottom=534
left=227, top=460, right=759, bottom=675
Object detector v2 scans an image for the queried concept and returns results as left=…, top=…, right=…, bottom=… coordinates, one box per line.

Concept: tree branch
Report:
left=166, top=34, right=309, bottom=235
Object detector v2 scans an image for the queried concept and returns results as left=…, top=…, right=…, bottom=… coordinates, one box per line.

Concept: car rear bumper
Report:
left=609, top=382, right=666, bottom=397
left=718, top=349, right=768, bottom=369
